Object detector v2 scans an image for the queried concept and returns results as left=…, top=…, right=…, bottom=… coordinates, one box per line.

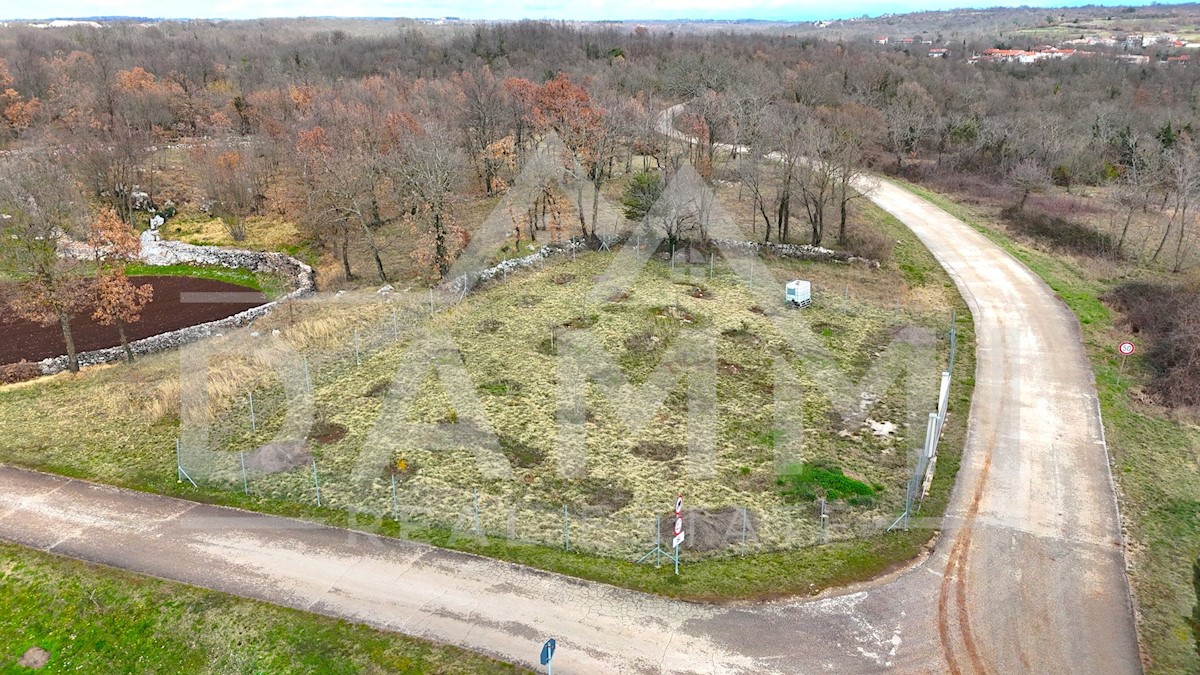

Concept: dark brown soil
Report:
left=307, top=420, right=348, bottom=444
left=0, top=276, right=267, bottom=366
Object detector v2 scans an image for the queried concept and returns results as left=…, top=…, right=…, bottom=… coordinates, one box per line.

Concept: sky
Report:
left=6, top=0, right=1194, bottom=22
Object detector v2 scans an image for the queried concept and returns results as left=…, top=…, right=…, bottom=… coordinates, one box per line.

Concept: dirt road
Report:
left=0, top=115, right=1141, bottom=672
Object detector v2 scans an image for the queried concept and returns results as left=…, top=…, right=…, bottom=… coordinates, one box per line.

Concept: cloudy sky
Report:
left=6, top=0, right=1186, bottom=22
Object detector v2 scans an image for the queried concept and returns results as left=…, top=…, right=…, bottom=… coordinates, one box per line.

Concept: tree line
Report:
left=5, top=18, right=1200, bottom=372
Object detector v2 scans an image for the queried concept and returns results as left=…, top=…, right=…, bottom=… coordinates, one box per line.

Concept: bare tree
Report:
left=884, top=81, right=935, bottom=169
left=394, top=122, right=466, bottom=278
left=1010, top=159, right=1050, bottom=212
left=196, top=146, right=269, bottom=242
left=825, top=104, right=881, bottom=246
left=459, top=67, right=511, bottom=196
left=0, top=155, right=90, bottom=372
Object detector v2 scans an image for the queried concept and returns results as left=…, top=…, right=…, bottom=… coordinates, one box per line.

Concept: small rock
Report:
left=377, top=284, right=394, bottom=295
left=18, top=646, right=50, bottom=669
left=250, top=331, right=260, bottom=338
left=272, top=329, right=281, bottom=336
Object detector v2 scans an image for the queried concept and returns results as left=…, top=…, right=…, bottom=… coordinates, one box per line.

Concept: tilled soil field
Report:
left=0, top=276, right=267, bottom=365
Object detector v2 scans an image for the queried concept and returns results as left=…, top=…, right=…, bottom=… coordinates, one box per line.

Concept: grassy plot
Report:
left=0, top=199, right=973, bottom=602
left=205, top=249, right=952, bottom=557
left=0, top=543, right=528, bottom=674
left=897, top=178, right=1200, bottom=675
left=160, top=214, right=307, bottom=256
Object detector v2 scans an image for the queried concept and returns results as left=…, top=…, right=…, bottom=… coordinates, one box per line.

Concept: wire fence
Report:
left=176, top=253, right=959, bottom=561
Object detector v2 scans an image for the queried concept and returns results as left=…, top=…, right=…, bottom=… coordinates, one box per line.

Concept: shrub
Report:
left=1193, top=555, right=1200, bottom=659
left=844, top=223, right=893, bottom=263
left=1000, top=206, right=1118, bottom=258
left=1106, top=281, right=1200, bottom=406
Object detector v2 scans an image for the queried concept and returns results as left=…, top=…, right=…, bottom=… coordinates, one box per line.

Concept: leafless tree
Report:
left=196, top=146, right=269, bottom=242
left=1010, top=159, right=1050, bottom=211
left=0, top=154, right=90, bottom=372
left=394, top=122, right=466, bottom=278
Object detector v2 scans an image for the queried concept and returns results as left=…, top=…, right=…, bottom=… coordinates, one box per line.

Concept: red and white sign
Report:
left=673, top=494, right=684, bottom=549
left=1118, top=341, right=1135, bottom=356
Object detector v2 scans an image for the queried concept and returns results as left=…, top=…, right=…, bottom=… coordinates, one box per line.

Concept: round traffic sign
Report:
left=675, top=495, right=683, bottom=514
left=674, top=516, right=683, bottom=535
left=1119, top=341, right=1135, bottom=356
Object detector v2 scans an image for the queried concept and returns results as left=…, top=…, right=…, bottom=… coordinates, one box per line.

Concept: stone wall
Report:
left=438, top=234, right=876, bottom=299
left=38, top=234, right=315, bottom=374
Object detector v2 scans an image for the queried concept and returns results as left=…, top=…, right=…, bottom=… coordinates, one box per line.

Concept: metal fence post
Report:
left=473, top=489, right=481, bottom=536
left=175, top=438, right=197, bottom=488
left=240, top=451, right=248, bottom=494
left=312, top=459, right=322, bottom=507
left=391, top=474, right=399, bottom=521
left=819, top=497, right=827, bottom=544
left=354, top=329, right=361, bottom=366
left=741, top=507, right=747, bottom=556
left=248, top=392, right=256, bottom=432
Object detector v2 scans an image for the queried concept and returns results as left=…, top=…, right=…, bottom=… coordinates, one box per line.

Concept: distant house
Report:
left=1167, top=54, right=1191, bottom=65
left=978, top=46, right=1080, bottom=64
left=874, top=36, right=888, bottom=45
left=928, top=48, right=949, bottom=58
left=899, top=37, right=916, bottom=45
left=1116, top=54, right=1151, bottom=65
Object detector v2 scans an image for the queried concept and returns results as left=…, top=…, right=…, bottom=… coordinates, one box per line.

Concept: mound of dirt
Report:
left=659, top=507, right=758, bottom=552
left=18, top=646, right=50, bottom=669
left=243, top=439, right=312, bottom=473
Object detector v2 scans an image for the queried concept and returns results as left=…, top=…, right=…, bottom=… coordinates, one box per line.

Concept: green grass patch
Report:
left=0, top=542, right=527, bottom=674
left=897, top=177, right=1200, bottom=675
left=778, top=461, right=877, bottom=506
left=124, top=263, right=290, bottom=299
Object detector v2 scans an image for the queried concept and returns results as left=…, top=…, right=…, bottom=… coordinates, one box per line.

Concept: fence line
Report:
left=177, top=257, right=958, bottom=561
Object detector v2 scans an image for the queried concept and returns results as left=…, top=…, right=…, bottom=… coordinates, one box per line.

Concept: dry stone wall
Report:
left=39, top=234, right=314, bottom=374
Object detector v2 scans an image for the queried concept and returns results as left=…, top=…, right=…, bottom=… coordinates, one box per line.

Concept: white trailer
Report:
left=785, top=280, right=811, bottom=308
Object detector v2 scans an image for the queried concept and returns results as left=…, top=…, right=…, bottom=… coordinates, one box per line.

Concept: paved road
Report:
left=0, top=113, right=1141, bottom=673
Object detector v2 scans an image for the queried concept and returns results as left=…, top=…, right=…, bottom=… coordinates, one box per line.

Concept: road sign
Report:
left=673, top=531, right=686, bottom=548
left=540, top=638, right=556, bottom=666
left=673, top=516, right=683, bottom=535
left=674, top=495, right=683, bottom=514
left=1118, top=341, right=1135, bottom=356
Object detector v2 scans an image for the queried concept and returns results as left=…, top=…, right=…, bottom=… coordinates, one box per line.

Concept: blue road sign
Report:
left=540, top=638, right=556, bottom=666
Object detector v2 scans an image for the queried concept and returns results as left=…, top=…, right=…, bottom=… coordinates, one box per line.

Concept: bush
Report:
left=1193, top=556, right=1200, bottom=659
left=0, top=361, right=41, bottom=385
left=844, top=223, right=893, bottom=263
left=621, top=172, right=664, bottom=222
left=1000, top=205, right=1118, bottom=258
left=1106, top=281, right=1200, bottom=406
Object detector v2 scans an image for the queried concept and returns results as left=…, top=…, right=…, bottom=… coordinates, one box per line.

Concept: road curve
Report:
left=0, top=114, right=1140, bottom=673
